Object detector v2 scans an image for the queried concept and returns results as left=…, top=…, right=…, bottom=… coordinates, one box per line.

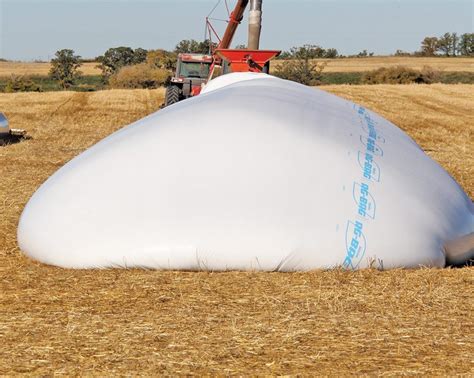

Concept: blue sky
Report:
left=0, top=0, right=472, bottom=61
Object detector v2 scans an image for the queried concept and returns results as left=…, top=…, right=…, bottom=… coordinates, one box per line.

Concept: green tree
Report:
left=175, top=39, right=198, bottom=53
left=276, top=50, right=292, bottom=60
left=146, top=49, right=177, bottom=71
left=458, top=33, right=474, bottom=56
left=394, top=49, right=411, bottom=56
left=437, top=33, right=453, bottom=56
left=324, top=48, right=338, bottom=58
left=451, top=32, right=460, bottom=56
left=174, top=39, right=216, bottom=54
left=96, top=47, right=147, bottom=78
left=133, top=48, right=148, bottom=64
left=49, top=49, right=82, bottom=89
left=290, top=45, right=326, bottom=59
left=277, top=45, right=338, bottom=60
left=273, top=51, right=326, bottom=86
left=420, top=37, right=439, bottom=56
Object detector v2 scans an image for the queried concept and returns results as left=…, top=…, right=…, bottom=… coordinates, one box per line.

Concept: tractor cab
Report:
left=165, top=53, right=213, bottom=107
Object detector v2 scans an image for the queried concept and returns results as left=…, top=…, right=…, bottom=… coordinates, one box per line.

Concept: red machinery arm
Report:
left=204, top=0, right=280, bottom=86
left=218, top=0, right=249, bottom=49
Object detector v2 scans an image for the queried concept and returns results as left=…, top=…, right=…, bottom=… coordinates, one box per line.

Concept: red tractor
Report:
left=163, top=0, right=280, bottom=107
left=164, top=53, right=213, bottom=107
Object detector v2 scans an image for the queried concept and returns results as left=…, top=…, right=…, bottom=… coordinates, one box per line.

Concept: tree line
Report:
left=48, top=40, right=214, bottom=89
left=419, top=33, right=473, bottom=57
left=395, top=33, right=474, bottom=57
left=4, top=33, right=472, bottom=92
left=46, top=39, right=368, bottom=89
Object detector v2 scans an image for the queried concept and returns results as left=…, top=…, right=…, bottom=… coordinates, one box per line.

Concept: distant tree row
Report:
left=420, top=33, right=473, bottom=57
left=41, top=32, right=473, bottom=91
left=395, top=33, right=474, bottom=57
left=93, top=39, right=217, bottom=79
left=46, top=41, right=185, bottom=90
left=173, top=40, right=374, bottom=59
left=174, top=39, right=216, bottom=54
left=278, top=45, right=339, bottom=59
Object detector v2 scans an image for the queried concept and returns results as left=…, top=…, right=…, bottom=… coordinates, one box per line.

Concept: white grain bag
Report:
left=18, top=73, right=473, bottom=270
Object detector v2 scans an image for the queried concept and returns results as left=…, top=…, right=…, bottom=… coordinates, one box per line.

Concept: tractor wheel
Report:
left=164, top=85, right=180, bottom=107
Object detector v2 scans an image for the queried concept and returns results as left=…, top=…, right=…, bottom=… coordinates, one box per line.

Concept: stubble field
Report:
left=0, top=84, right=473, bottom=375
left=1, top=56, right=473, bottom=77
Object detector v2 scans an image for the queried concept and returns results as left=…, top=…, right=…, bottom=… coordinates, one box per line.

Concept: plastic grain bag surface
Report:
left=17, top=73, right=473, bottom=270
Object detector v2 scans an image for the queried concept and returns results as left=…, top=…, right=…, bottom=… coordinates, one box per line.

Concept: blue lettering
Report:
left=354, top=220, right=363, bottom=237
left=360, top=182, right=369, bottom=195
left=343, top=256, right=353, bottom=268
left=367, top=138, right=375, bottom=153
left=344, top=220, right=367, bottom=269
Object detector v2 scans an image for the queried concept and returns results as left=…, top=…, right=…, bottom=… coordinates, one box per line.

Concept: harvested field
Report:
left=0, top=61, right=101, bottom=77
left=1, top=57, right=473, bottom=78
left=275, top=56, right=474, bottom=73
left=310, top=56, right=474, bottom=73
left=0, top=85, right=473, bottom=375
left=267, top=56, right=474, bottom=73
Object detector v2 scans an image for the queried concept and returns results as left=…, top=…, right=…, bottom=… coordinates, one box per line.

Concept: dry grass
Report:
left=0, top=62, right=101, bottom=77
left=275, top=56, right=474, bottom=73
left=1, top=57, right=473, bottom=78
left=325, top=56, right=474, bottom=72
left=0, top=85, right=473, bottom=375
